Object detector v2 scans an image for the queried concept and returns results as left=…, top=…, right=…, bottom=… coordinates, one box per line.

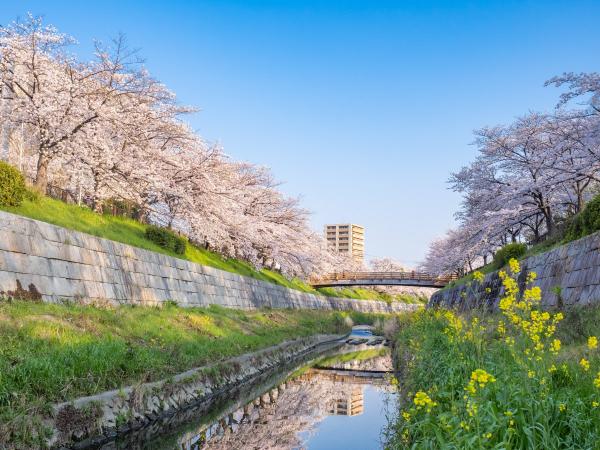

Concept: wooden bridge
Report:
left=310, top=271, right=458, bottom=288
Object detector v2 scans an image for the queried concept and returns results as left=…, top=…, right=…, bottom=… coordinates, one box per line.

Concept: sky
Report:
left=3, top=1, right=599, bottom=266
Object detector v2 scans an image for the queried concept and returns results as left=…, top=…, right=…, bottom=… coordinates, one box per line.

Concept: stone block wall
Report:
left=0, top=211, right=415, bottom=313
left=429, top=230, right=600, bottom=309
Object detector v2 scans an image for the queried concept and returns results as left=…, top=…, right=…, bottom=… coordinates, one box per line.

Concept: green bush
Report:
left=145, top=225, right=187, bottom=254
left=565, top=194, right=600, bottom=242
left=492, top=242, right=527, bottom=268
left=0, top=161, right=26, bottom=207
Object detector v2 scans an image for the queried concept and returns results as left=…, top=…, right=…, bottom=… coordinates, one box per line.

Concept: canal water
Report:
left=106, top=327, right=396, bottom=450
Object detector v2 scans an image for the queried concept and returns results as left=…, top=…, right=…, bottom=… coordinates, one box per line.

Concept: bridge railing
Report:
left=310, top=271, right=459, bottom=285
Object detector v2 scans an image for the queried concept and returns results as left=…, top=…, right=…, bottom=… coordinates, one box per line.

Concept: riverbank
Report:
left=387, top=274, right=600, bottom=447
left=430, top=227, right=600, bottom=310
left=0, top=299, right=380, bottom=448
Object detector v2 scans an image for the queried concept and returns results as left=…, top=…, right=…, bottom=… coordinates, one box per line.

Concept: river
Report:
left=96, top=327, right=396, bottom=450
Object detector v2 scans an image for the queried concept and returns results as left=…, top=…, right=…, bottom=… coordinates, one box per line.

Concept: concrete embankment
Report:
left=47, top=334, right=345, bottom=448
left=0, top=211, right=417, bottom=314
left=430, top=230, right=600, bottom=309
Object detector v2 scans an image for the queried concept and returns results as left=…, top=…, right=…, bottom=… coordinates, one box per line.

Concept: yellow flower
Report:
left=548, top=364, right=557, bottom=373
left=473, top=271, right=485, bottom=283
left=580, top=358, right=590, bottom=371
left=497, top=320, right=506, bottom=335
left=484, top=432, right=492, bottom=439
left=402, top=411, right=411, bottom=421
left=594, top=372, right=600, bottom=388
left=588, top=336, right=598, bottom=350
left=508, top=258, right=521, bottom=274
left=402, top=429, right=409, bottom=443
left=528, top=370, right=536, bottom=378
left=466, top=399, right=478, bottom=417
left=470, top=369, right=496, bottom=387
left=550, top=339, right=561, bottom=354
left=413, top=391, right=437, bottom=410
left=485, top=287, right=492, bottom=293
left=593, top=401, right=599, bottom=408
left=559, top=403, right=566, bottom=412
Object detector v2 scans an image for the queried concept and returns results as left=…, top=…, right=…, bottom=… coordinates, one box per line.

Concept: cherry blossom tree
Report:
left=369, top=257, right=405, bottom=272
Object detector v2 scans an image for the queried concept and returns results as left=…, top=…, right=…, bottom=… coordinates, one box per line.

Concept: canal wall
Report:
left=429, top=230, right=600, bottom=309
left=0, top=211, right=417, bottom=313
left=47, top=334, right=344, bottom=448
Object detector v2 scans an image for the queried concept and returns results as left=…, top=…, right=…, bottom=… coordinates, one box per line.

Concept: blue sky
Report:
left=3, top=1, right=599, bottom=265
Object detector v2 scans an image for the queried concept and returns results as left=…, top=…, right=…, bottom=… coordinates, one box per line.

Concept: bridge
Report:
left=310, top=271, right=458, bottom=288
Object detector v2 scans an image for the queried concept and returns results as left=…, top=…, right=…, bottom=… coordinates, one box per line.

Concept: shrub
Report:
left=565, top=194, right=600, bottom=242
left=0, top=161, right=26, bottom=207
left=492, top=242, right=527, bottom=269
left=145, top=225, right=187, bottom=255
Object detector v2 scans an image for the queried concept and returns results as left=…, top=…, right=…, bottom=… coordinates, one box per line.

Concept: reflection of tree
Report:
left=176, top=369, right=386, bottom=450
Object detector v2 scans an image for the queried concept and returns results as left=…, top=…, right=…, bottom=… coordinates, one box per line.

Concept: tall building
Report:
left=324, top=224, right=365, bottom=264
left=328, top=387, right=364, bottom=416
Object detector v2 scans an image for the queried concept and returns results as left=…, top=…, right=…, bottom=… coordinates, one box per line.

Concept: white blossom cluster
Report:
left=422, top=72, right=600, bottom=276
left=0, top=15, right=362, bottom=278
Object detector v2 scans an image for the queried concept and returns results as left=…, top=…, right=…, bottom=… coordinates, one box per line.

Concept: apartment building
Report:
left=328, top=387, right=364, bottom=416
left=324, top=223, right=365, bottom=263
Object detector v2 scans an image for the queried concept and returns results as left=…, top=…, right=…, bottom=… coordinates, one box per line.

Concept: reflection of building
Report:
left=175, top=362, right=390, bottom=450
left=324, top=224, right=365, bottom=263
left=328, top=387, right=364, bottom=416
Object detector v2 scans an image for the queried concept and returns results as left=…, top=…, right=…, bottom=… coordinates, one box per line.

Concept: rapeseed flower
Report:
left=508, top=258, right=521, bottom=274
left=413, top=391, right=437, bottom=411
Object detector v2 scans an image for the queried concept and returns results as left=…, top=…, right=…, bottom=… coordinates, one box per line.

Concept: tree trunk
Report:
left=34, top=153, right=50, bottom=193
left=93, top=199, right=104, bottom=214
left=92, top=172, right=103, bottom=213
left=577, top=190, right=584, bottom=213
left=544, top=206, right=554, bottom=235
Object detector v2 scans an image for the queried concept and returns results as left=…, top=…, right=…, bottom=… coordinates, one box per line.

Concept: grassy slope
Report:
left=0, top=300, right=378, bottom=446
left=0, top=196, right=408, bottom=302
left=388, top=306, right=600, bottom=448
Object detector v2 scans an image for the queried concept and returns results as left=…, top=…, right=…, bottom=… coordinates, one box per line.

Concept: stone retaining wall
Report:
left=0, top=211, right=416, bottom=313
left=430, top=230, right=600, bottom=309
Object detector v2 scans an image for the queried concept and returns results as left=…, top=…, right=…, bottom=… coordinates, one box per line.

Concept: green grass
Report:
left=387, top=304, right=600, bottom=448
left=317, top=286, right=427, bottom=304
left=314, top=348, right=388, bottom=367
left=1, top=196, right=421, bottom=303
left=0, top=299, right=381, bottom=447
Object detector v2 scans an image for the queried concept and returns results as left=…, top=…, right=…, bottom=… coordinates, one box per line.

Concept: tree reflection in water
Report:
left=178, top=354, right=393, bottom=450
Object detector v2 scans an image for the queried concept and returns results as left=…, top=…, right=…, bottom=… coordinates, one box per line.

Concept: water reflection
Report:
left=173, top=349, right=394, bottom=450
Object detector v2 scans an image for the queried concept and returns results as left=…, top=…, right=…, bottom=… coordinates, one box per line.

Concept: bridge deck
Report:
left=310, top=271, right=457, bottom=288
